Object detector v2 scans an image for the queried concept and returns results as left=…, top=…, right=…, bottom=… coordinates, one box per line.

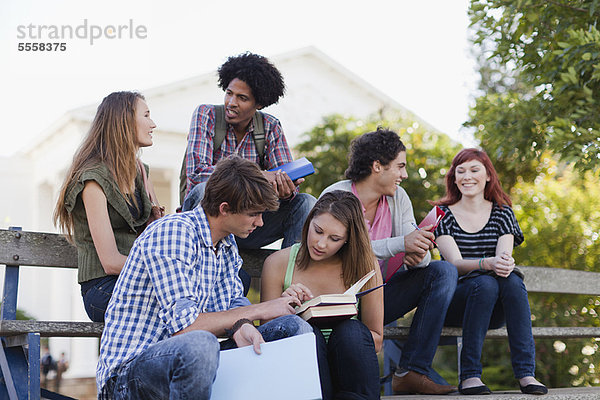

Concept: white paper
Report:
left=211, top=332, right=322, bottom=400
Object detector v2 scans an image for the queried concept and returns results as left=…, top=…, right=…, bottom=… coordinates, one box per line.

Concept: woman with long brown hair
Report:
left=54, top=91, right=158, bottom=322
left=261, top=190, right=384, bottom=400
left=434, top=148, right=547, bottom=395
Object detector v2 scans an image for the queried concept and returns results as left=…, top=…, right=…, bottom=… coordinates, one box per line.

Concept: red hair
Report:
left=434, top=148, right=512, bottom=207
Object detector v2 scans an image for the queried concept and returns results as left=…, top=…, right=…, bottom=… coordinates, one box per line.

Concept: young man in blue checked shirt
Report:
left=97, top=156, right=312, bottom=399
left=182, top=52, right=316, bottom=250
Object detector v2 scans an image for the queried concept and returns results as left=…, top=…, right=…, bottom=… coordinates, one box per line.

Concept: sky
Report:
left=0, top=0, right=478, bottom=157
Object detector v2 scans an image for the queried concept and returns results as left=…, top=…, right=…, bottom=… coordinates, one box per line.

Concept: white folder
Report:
left=211, top=332, right=322, bottom=400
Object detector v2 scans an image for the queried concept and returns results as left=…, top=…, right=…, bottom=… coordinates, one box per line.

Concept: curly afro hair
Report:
left=217, top=52, right=285, bottom=108
left=345, top=127, right=406, bottom=182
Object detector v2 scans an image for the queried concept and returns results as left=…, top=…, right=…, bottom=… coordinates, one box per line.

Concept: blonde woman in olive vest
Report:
left=54, top=91, right=157, bottom=322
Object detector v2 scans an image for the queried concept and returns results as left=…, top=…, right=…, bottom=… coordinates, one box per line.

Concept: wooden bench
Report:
left=2, top=228, right=600, bottom=399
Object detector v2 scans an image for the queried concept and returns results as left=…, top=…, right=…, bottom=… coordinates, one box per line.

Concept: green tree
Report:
left=512, top=162, right=600, bottom=387
left=468, top=0, right=600, bottom=174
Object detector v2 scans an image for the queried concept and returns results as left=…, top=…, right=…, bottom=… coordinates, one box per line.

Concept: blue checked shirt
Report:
left=96, top=207, right=249, bottom=397
left=185, top=104, right=294, bottom=195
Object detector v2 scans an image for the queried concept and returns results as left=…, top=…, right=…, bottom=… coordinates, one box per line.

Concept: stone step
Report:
left=382, top=386, right=600, bottom=399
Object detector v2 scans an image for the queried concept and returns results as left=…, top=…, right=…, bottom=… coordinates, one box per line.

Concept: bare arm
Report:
left=261, top=250, right=289, bottom=302
left=359, top=262, right=385, bottom=352
left=436, top=234, right=515, bottom=277
left=175, top=296, right=300, bottom=337
left=260, top=249, right=312, bottom=325
left=81, top=181, right=127, bottom=275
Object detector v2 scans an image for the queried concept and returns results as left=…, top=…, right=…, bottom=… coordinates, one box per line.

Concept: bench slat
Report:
left=2, top=321, right=597, bottom=341
left=520, top=266, right=600, bottom=296
left=0, top=230, right=77, bottom=268
left=0, top=320, right=103, bottom=337
left=384, top=326, right=600, bottom=340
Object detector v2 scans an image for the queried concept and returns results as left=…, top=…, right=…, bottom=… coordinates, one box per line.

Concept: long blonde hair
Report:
left=296, top=190, right=377, bottom=289
left=54, top=91, right=144, bottom=238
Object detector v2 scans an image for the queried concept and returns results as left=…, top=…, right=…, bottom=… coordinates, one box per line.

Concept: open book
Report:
left=299, top=304, right=359, bottom=328
left=295, top=269, right=376, bottom=314
left=268, top=157, right=315, bottom=181
left=382, top=206, right=446, bottom=282
left=295, top=270, right=376, bottom=327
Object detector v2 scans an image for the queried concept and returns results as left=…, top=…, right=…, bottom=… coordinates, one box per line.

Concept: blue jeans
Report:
left=383, top=261, right=457, bottom=376
left=313, top=319, right=380, bottom=400
left=444, top=272, right=536, bottom=381
left=80, top=275, right=117, bottom=322
left=182, top=181, right=316, bottom=249
left=107, top=315, right=312, bottom=399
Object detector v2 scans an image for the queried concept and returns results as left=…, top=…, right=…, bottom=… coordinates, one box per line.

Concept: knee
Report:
left=429, top=261, right=458, bottom=283
left=174, top=331, right=219, bottom=371
left=182, top=183, right=205, bottom=211
left=271, top=314, right=314, bottom=338
left=500, top=273, right=528, bottom=299
left=467, top=276, right=499, bottom=305
left=294, top=193, right=317, bottom=213
left=427, top=261, right=458, bottom=299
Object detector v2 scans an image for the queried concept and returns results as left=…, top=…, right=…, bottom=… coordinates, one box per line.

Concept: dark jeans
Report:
left=383, top=261, right=457, bottom=376
left=80, top=275, right=118, bottom=322
left=444, top=272, right=536, bottom=381
left=313, top=319, right=379, bottom=400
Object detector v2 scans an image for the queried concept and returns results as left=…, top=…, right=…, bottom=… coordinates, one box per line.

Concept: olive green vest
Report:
left=64, top=163, right=151, bottom=283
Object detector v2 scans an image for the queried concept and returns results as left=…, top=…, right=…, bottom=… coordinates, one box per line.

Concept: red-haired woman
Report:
left=433, top=148, right=547, bottom=396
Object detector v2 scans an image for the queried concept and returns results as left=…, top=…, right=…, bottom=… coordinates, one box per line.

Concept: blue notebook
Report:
left=268, top=157, right=315, bottom=181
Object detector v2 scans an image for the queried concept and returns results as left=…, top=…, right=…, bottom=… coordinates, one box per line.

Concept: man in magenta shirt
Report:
left=321, top=128, right=458, bottom=395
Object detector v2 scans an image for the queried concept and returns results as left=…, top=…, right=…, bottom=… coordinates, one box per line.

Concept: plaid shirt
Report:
left=185, top=104, right=294, bottom=194
left=96, top=207, right=246, bottom=397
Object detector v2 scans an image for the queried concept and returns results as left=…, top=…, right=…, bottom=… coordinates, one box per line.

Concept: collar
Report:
left=193, top=207, right=236, bottom=251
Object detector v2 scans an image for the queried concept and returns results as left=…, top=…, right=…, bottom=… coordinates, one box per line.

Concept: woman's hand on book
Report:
left=282, top=283, right=314, bottom=303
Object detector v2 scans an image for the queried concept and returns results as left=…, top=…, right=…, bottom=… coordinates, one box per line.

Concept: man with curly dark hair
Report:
left=321, top=128, right=458, bottom=395
left=182, top=53, right=316, bottom=287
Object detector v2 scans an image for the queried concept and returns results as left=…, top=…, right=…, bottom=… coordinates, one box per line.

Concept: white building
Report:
left=0, top=46, right=433, bottom=378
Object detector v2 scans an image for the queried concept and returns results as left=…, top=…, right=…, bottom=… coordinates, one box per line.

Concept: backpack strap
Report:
left=252, top=111, right=266, bottom=169
left=213, top=104, right=228, bottom=161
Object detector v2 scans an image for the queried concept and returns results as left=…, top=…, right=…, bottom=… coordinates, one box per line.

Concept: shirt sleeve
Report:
left=496, top=206, right=524, bottom=246
left=229, top=296, right=252, bottom=309
left=186, top=105, right=216, bottom=193
left=263, top=116, right=294, bottom=170
left=141, top=219, right=205, bottom=335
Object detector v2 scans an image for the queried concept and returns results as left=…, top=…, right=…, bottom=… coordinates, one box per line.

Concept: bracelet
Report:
left=478, top=258, right=485, bottom=271
left=225, top=318, right=253, bottom=339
